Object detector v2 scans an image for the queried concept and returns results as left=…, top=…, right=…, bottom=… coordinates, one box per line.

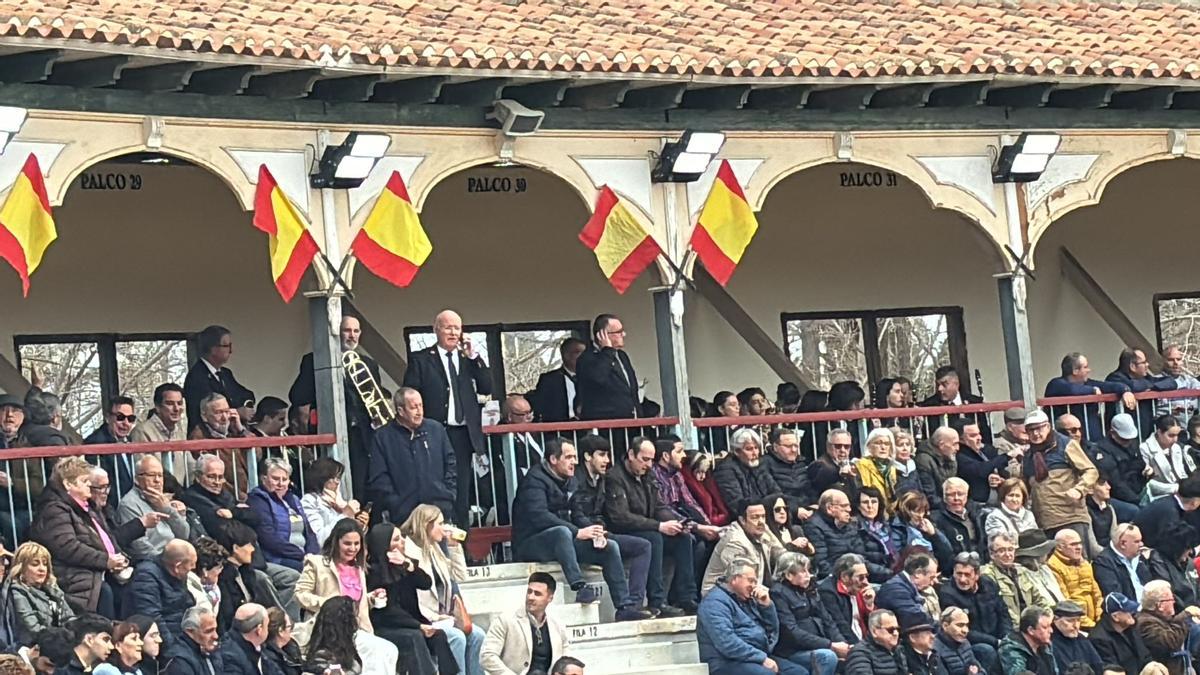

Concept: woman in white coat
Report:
left=1140, top=414, right=1195, bottom=502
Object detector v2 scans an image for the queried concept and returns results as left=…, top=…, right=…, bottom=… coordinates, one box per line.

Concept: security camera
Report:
left=488, top=99, right=545, bottom=136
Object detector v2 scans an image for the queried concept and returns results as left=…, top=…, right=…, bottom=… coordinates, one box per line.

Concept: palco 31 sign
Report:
left=838, top=170, right=898, bottom=188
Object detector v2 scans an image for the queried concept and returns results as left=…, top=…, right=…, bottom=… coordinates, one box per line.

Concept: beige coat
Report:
left=701, top=522, right=785, bottom=596
left=481, top=607, right=569, bottom=675
left=408, top=536, right=468, bottom=620
left=294, top=553, right=373, bottom=633
left=1013, top=436, right=1098, bottom=530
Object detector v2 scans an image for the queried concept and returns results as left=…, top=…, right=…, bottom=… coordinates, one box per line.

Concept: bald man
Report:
left=403, top=309, right=493, bottom=525
left=1047, top=529, right=1102, bottom=629
left=218, top=603, right=272, bottom=675
left=130, top=539, right=198, bottom=643
left=289, top=315, right=383, bottom=500
left=117, top=455, right=190, bottom=561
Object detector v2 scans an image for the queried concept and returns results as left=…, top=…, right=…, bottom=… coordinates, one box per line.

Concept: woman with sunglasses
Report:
left=769, top=552, right=844, bottom=675
left=761, top=494, right=812, bottom=554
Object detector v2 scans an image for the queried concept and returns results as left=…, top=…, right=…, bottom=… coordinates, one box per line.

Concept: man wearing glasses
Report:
left=576, top=313, right=641, bottom=422
left=184, top=324, right=256, bottom=434
left=84, top=395, right=138, bottom=498
left=844, top=609, right=906, bottom=675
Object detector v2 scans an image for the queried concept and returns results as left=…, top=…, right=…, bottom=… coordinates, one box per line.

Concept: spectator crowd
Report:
left=1, top=310, right=1200, bottom=675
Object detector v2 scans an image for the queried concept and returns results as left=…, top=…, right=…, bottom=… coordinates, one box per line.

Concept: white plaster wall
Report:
left=0, top=161, right=309, bottom=405
left=1029, top=158, right=1200, bottom=386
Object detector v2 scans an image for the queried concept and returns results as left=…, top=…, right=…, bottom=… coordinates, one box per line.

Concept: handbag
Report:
left=452, top=594, right=473, bottom=635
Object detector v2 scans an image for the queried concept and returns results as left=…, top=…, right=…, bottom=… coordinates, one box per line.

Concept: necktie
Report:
left=447, top=351, right=465, bottom=424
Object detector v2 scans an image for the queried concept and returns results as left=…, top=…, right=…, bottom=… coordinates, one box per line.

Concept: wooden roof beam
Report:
left=869, top=83, right=934, bottom=108
left=745, top=84, right=813, bottom=109
left=0, top=49, right=63, bottom=84
left=1046, top=85, right=1115, bottom=109
left=621, top=83, right=688, bottom=109
left=47, top=55, right=129, bottom=87
left=1109, top=87, right=1176, bottom=110
left=805, top=84, right=879, bottom=111
left=371, top=76, right=446, bottom=104
left=560, top=81, right=630, bottom=109
left=244, top=69, right=323, bottom=99
left=117, top=61, right=199, bottom=92
left=184, top=65, right=261, bottom=96
left=310, top=74, right=383, bottom=102
left=437, top=78, right=510, bottom=106
left=926, top=81, right=990, bottom=107
left=503, top=79, right=572, bottom=108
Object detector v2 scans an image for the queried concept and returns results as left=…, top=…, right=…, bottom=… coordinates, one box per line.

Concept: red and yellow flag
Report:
left=0, top=154, right=56, bottom=297
left=350, top=171, right=431, bottom=288
left=690, top=160, right=759, bottom=286
left=252, top=165, right=319, bottom=302
left=578, top=186, right=662, bottom=294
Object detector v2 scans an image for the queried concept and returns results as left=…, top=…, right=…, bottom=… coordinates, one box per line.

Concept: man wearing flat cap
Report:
left=1050, top=601, right=1103, bottom=673
left=900, top=622, right=947, bottom=675
left=0, top=394, right=22, bottom=449
left=1014, top=409, right=1101, bottom=557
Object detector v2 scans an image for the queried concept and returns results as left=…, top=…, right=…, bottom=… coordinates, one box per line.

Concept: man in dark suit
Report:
left=288, top=315, right=382, bottom=500
left=84, top=395, right=137, bottom=498
left=920, top=365, right=988, bottom=439
left=183, top=325, right=255, bottom=434
left=402, top=309, right=493, bottom=526
left=576, top=314, right=639, bottom=421
left=530, top=337, right=587, bottom=423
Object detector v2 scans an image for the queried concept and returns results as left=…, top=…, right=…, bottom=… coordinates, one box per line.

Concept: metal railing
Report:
left=1038, top=388, right=1200, bottom=445
left=0, top=433, right=335, bottom=547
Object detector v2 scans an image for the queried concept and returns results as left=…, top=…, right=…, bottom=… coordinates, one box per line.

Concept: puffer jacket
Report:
left=1046, top=550, right=1102, bottom=628
left=162, top=633, right=224, bottom=675
left=5, top=578, right=74, bottom=646
left=511, top=461, right=577, bottom=546
left=769, top=580, right=844, bottom=657
left=915, top=443, right=957, bottom=508
left=845, top=636, right=907, bottom=675
left=128, top=557, right=196, bottom=645
left=980, top=562, right=1053, bottom=628
left=936, top=576, right=1011, bottom=646
left=246, top=486, right=319, bottom=572
left=934, top=632, right=982, bottom=675
left=29, top=485, right=135, bottom=613
left=1017, top=432, right=1098, bottom=530
left=604, top=461, right=674, bottom=533
left=998, top=631, right=1059, bottom=675
left=713, top=458, right=783, bottom=513
left=763, top=453, right=813, bottom=506
left=904, top=643, right=949, bottom=675
left=697, top=584, right=779, bottom=671
left=804, top=511, right=889, bottom=581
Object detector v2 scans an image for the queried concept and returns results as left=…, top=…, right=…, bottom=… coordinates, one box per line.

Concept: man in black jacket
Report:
left=217, top=604, right=280, bottom=675
left=1106, top=347, right=1177, bottom=434
left=816, top=553, right=870, bottom=645
left=366, top=388, right=456, bottom=525
left=936, top=551, right=1008, bottom=674
left=804, top=489, right=889, bottom=582
left=919, top=366, right=987, bottom=439
left=288, top=315, right=381, bottom=500
left=183, top=325, right=255, bottom=434
left=604, top=436, right=698, bottom=616
left=61, top=613, right=114, bottom=675
left=1093, top=524, right=1152, bottom=600
left=931, top=478, right=986, bottom=562
left=763, top=428, right=813, bottom=506
left=402, top=309, right=493, bottom=525
left=530, top=337, right=586, bottom=423
left=165, top=607, right=223, bottom=675
left=952, top=418, right=1010, bottom=506
left=576, top=314, right=640, bottom=421
left=1087, top=413, right=1147, bottom=523
left=1133, top=474, right=1200, bottom=550
left=511, top=437, right=651, bottom=621
left=128, top=539, right=197, bottom=644
left=1087, top=592, right=1150, bottom=675
left=714, top=428, right=804, bottom=520
left=845, top=609, right=907, bottom=675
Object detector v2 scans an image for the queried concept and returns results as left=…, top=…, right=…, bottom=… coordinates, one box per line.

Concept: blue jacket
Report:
left=366, top=419, right=457, bottom=524
left=1044, top=376, right=1130, bottom=440
left=697, top=584, right=779, bottom=670
left=162, top=633, right=223, bottom=675
left=875, top=572, right=931, bottom=628
left=511, top=462, right=576, bottom=548
left=83, top=426, right=134, bottom=498
left=246, top=486, right=318, bottom=572
left=1051, top=628, right=1102, bottom=674
left=934, top=632, right=985, bottom=675
left=128, top=557, right=195, bottom=645
left=218, top=631, right=282, bottom=675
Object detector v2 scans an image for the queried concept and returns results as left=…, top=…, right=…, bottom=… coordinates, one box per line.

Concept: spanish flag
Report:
left=252, top=165, right=319, bottom=302
left=350, top=171, right=431, bottom=288
left=690, top=160, right=759, bottom=286
left=0, top=154, right=56, bottom=297
left=579, top=186, right=662, bottom=294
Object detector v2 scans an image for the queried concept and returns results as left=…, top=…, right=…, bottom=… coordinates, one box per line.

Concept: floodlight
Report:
left=310, top=131, right=392, bottom=189
left=652, top=130, right=726, bottom=183
left=0, top=106, right=27, bottom=154
left=993, top=132, right=1062, bottom=183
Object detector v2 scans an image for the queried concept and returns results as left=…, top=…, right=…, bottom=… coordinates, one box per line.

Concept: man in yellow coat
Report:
left=1047, top=528, right=1103, bottom=628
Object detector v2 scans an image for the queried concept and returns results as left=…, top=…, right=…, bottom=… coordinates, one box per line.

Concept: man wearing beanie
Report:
left=1050, top=601, right=1103, bottom=673
left=1087, top=593, right=1150, bottom=675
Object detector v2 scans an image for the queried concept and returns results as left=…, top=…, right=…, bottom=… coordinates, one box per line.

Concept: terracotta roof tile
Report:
left=2, top=0, right=1200, bottom=80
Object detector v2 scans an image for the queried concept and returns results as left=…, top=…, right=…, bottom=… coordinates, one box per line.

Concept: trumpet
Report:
left=342, top=350, right=394, bottom=429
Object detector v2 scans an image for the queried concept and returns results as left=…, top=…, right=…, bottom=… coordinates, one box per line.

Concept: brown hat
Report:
left=1003, top=407, right=1028, bottom=423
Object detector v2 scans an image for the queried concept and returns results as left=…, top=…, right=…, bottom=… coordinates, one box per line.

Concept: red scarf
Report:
left=837, top=580, right=869, bottom=637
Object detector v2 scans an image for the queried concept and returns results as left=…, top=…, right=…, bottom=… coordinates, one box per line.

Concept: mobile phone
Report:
left=362, top=502, right=374, bottom=513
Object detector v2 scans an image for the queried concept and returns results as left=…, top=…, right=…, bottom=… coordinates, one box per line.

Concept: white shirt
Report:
left=202, top=358, right=221, bottom=378
left=441, top=349, right=463, bottom=426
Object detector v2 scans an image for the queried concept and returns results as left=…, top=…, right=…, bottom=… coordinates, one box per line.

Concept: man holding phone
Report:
left=576, top=314, right=640, bottom=422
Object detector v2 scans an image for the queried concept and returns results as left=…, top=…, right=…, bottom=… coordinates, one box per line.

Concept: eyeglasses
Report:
left=111, top=413, right=137, bottom=423
left=1061, top=427, right=1081, bottom=434
left=90, top=485, right=111, bottom=493
left=831, top=443, right=852, bottom=450
left=881, top=626, right=899, bottom=634
left=954, top=552, right=981, bottom=565
left=773, top=506, right=788, bottom=513
left=136, top=472, right=164, bottom=480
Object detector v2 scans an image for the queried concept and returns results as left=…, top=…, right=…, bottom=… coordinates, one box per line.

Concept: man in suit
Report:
left=402, top=309, right=493, bottom=526
left=531, top=337, right=587, bottom=423
left=576, top=314, right=639, bottom=422
left=920, top=365, right=989, bottom=439
left=183, top=325, right=255, bottom=434
left=289, top=315, right=382, bottom=500
left=481, top=572, right=570, bottom=675
left=84, top=395, right=138, bottom=498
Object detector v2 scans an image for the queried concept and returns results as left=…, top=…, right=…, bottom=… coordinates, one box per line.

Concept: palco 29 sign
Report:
left=78, top=172, right=144, bottom=191
left=466, top=175, right=529, bottom=194
left=838, top=170, right=898, bottom=188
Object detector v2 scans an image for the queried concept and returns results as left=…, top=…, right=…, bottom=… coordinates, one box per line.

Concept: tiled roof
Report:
left=3, top=0, right=1200, bottom=80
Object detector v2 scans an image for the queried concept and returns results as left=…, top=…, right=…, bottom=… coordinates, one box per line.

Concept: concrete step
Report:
left=572, top=638, right=700, bottom=674
left=460, top=562, right=616, bottom=621
left=566, top=616, right=696, bottom=643
left=613, top=665, right=708, bottom=675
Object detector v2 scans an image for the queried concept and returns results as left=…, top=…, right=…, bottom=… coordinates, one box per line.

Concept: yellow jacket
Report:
left=856, top=458, right=898, bottom=508
left=1047, top=549, right=1102, bottom=628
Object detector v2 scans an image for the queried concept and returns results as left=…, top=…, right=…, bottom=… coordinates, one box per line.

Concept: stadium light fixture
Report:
left=992, top=132, right=1061, bottom=183
left=310, top=131, right=392, bottom=189
left=652, top=130, right=726, bottom=183
left=0, top=106, right=28, bottom=155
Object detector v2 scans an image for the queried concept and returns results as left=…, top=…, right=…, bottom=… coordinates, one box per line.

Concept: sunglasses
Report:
left=111, top=413, right=137, bottom=423
left=882, top=626, right=899, bottom=634
left=773, top=506, right=788, bottom=513
left=832, top=443, right=852, bottom=450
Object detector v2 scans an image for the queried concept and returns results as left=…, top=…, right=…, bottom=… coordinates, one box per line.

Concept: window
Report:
left=404, top=321, right=589, bottom=396
left=15, top=333, right=192, bottom=433
left=781, top=307, right=968, bottom=397
left=1154, top=292, right=1200, bottom=375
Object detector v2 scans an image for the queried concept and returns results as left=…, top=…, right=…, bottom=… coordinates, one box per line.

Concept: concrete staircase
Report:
left=458, top=562, right=705, bottom=675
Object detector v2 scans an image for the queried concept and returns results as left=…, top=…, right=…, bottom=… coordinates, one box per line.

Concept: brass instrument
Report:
left=342, top=350, right=394, bottom=429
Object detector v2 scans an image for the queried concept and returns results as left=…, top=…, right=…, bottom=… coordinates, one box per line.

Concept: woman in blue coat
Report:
left=247, top=458, right=318, bottom=571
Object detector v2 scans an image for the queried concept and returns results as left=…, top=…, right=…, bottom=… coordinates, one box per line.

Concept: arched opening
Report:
left=0, top=153, right=309, bottom=432
left=684, top=161, right=1009, bottom=405
left=352, top=164, right=664, bottom=403
left=1030, top=158, right=1200, bottom=383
